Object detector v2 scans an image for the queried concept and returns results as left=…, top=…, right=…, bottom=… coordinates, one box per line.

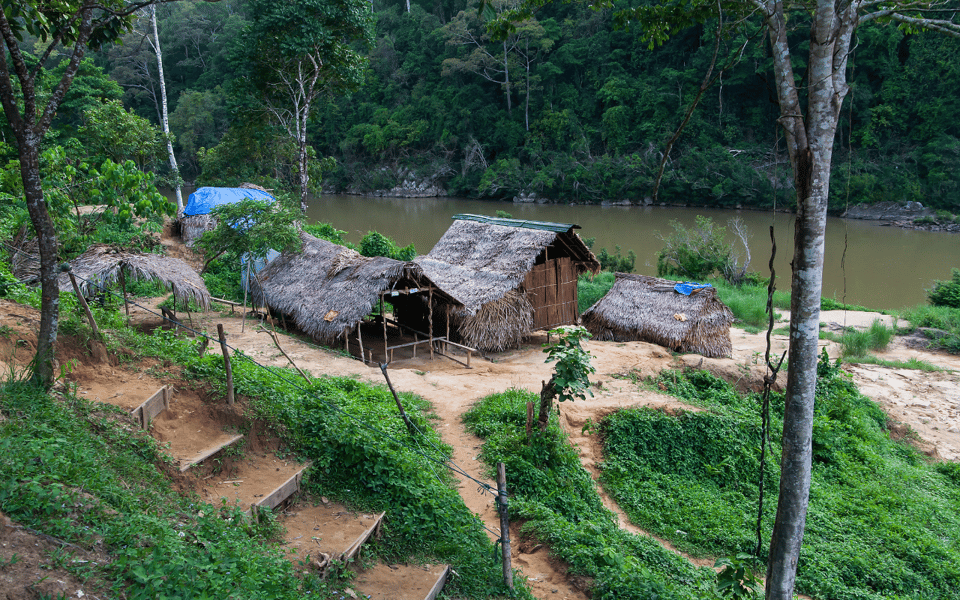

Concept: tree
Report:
left=537, top=325, right=595, bottom=431
left=0, top=0, right=162, bottom=387
left=492, top=0, right=960, bottom=597
left=241, top=0, right=373, bottom=209
left=193, top=197, right=303, bottom=273
left=147, top=4, right=183, bottom=213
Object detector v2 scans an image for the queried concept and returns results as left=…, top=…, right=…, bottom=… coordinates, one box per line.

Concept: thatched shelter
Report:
left=415, top=214, right=599, bottom=352
left=253, top=233, right=456, bottom=358
left=179, top=184, right=274, bottom=246
left=58, top=245, right=211, bottom=309
left=581, top=274, right=734, bottom=358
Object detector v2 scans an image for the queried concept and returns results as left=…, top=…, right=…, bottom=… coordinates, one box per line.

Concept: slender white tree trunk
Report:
left=503, top=39, right=512, bottom=116
left=150, top=5, right=183, bottom=214
left=763, top=1, right=855, bottom=598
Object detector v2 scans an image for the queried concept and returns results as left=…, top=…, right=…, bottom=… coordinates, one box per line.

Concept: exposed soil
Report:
left=2, top=273, right=959, bottom=598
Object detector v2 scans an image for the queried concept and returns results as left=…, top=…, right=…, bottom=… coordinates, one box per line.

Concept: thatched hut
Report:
left=58, top=245, right=211, bottom=309
left=416, top=214, right=600, bottom=352
left=179, top=184, right=274, bottom=246
left=581, top=273, right=734, bottom=358
left=253, top=233, right=456, bottom=357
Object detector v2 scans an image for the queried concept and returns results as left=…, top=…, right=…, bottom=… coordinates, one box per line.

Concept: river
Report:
left=303, top=194, right=957, bottom=311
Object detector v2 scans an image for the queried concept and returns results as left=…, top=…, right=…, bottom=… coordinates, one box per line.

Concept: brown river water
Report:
left=172, top=188, right=959, bottom=310
left=305, top=194, right=959, bottom=311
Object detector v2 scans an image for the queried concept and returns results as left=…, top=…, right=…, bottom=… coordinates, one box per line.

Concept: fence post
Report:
left=497, top=462, right=513, bottom=591
left=68, top=272, right=101, bottom=340
left=217, top=324, right=235, bottom=406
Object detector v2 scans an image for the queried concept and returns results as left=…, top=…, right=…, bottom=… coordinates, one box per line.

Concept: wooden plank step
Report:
left=195, top=455, right=309, bottom=510
left=351, top=563, right=450, bottom=600
left=280, top=501, right=384, bottom=568
left=178, top=434, right=244, bottom=472
left=130, top=385, right=171, bottom=428
left=247, top=463, right=311, bottom=514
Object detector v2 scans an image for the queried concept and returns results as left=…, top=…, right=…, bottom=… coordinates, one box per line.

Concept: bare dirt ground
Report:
left=1, top=290, right=958, bottom=598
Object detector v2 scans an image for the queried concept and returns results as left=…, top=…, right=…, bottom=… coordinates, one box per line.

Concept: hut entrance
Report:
left=523, top=257, right=578, bottom=330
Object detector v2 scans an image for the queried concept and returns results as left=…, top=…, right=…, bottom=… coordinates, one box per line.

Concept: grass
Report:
left=899, top=305, right=960, bottom=354
left=842, top=356, right=944, bottom=371
left=600, top=362, right=960, bottom=600
left=463, top=389, right=720, bottom=600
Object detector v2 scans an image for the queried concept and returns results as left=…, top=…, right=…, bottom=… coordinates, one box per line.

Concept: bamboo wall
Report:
left=523, top=257, right=578, bottom=330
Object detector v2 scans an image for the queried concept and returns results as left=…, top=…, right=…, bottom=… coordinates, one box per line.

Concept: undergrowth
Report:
left=900, top=305, right=960, bottom=354
left=463, top=388, right=719, bottom=599
left=118, top=326, right=524, bottom=598
left=0, top=379, right=320, bottom=599
left=601, top=360, right=960, bottom=599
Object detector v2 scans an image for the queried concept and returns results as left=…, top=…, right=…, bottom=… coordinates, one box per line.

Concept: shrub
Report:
left=358, top=231, right=416, bottom=261
left=656, top=216, right=734, bottom=281
left=928, top=269, right=960, bottom=309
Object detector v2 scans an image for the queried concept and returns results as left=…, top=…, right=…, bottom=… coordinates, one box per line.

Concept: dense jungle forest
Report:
left=2, top=0, right=959, bottom=212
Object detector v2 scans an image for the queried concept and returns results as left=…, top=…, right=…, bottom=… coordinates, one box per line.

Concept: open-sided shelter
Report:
left=253, top=232, right=456, bottom=362
left=58, top=244, right=211, bottom=310
left=416, top=214, right=600, bottom=352
left=581, top=273, right=734, bottom=358
left=179, top=184, right=274, bottom=247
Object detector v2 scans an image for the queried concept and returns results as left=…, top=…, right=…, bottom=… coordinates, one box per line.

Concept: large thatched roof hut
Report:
left=179, top=184, right=274, bottom=246
left=581, top=274, right=734, bottom=358
left=58, top=245, right=211, bottom=309
left=253, top=233, right=456, bottom=354
left=416, top=214, right=600, bottom=352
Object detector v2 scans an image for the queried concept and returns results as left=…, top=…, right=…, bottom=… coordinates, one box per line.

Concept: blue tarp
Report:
left=674, top=282, right=713, bottom=295
left=182, top=187, right=274, bottom=216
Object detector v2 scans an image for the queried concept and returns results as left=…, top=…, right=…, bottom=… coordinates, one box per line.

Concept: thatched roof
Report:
left=581, top=274, right=734, bottom=358
left=415, top=216, right=599, bottom=313
left=58, top=245, right=211, bottom=309
left=254, top=233, right=455, bottom=344
left=451, top=289, right=534, bottom=352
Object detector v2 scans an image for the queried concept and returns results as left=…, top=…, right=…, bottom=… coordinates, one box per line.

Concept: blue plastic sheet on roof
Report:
left=182, top=187, right=274, bottom=216
left=674, top=282, right=712, bottom=295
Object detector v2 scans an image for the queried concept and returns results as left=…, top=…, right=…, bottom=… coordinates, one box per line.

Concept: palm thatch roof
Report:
left=450, top=289, right=534, bottom=352
left=253, top=233, right=455, bottom=344
left=58, top=245, right=211, bottom=309
left=581, top=274, right=734, bottom=358
left=415, top=216, right=599, bottom=314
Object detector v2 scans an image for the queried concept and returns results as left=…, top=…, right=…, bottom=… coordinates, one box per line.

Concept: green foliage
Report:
left=463, top=388, right=717, bottom=599
left=601, top=364, right=960, bottom=599
left=899, top=304, right=960, bottom=354
left=577, top=271, right=615, bottom=312
left=928, top=269, right=960, bottom=308
left=714, top=554, right=762, bottom=599
left=112, top=327, right=522, bottom=598
left=543, top=326, right=594, bottom=404
left=837, top=320, right=894, bottom=358
left=358, top=231, right=416, bottom=261
left=302, top=222, right=350, bottom=246
left=77, top=99, right=167, bottom=170
left=657, top=216, right=734, bottom=281
left=0, top=379, right=313, bottom=599
left=194, top=198, right=302, bottom=272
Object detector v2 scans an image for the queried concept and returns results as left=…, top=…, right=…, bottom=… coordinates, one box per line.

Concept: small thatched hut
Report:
left=416, top=214, right=600, bottom=352
left=581, top=274, right=734, bottom=358
left=58, top=245, right=211, bottom=309
left=179, top=184, right=274, bottom=246
left=253, top=233, right=455, bottom=353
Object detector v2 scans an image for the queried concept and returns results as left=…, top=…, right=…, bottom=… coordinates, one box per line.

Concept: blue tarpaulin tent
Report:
left=182, top=187, right=274, bottom=216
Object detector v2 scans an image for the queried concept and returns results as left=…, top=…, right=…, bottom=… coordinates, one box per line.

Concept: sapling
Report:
left=538, top=325, right=595, bottom=431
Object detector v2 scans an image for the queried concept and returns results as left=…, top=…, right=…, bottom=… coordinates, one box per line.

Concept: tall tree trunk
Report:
left=764, top=1, right=852, bottom=597
left=150, top=5, right=183, bottom=213
left=503, top=39, right=512, bottom=116
left=524, top=37, right=530, bottom=131
left=19, top=135, right=60, bottom=388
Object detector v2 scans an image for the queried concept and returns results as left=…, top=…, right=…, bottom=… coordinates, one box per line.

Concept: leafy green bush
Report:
left=302, top=222, right=351, bottom=246
left=656, top=216, right=734, bottom=281
left=578, top=272, right=615, bottom=312
left=463, top=388, right=716, bottom=599
left=359, top=231, right=416, bottom=261
left=601, top=361, right=960, bottom=599
left=928, top=269, right=960, bottom=308
left=899, top=304, right=960, bottom=354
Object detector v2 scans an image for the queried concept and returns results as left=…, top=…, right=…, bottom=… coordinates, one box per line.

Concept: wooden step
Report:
left=130, top=385, right=171, bottom=428
left=247, top=463, right=310, bottom=514
left=177, top=433, right=245, bottom=472
left=281, top=501, right=385, bottom=571
left=195, top=454, right=308, bottom=508
left=352, top=563, right=450, bottom=600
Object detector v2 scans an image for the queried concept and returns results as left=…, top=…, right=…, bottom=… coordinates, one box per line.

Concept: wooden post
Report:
left=496, top=462, right=513, bottom=591
left=68, top=273, right=101, bottom=340
left=428, top=287, right=434, bottom=360
left=380, top=363, right=415, bottom=435
left=217, top=324, right=235, bottom=406
left=118, top=267, right=130, bottom=320
left=446, top=305, right=451, bottom=353
left=357, top=323, right=365, bottom=364
left=241, top=259, right=251, bottom=333
left=382, top=295, right=388, bottom=364
left=525, top=402, right=534, bottom=438
left=345, top=331, right=350, bottom=355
